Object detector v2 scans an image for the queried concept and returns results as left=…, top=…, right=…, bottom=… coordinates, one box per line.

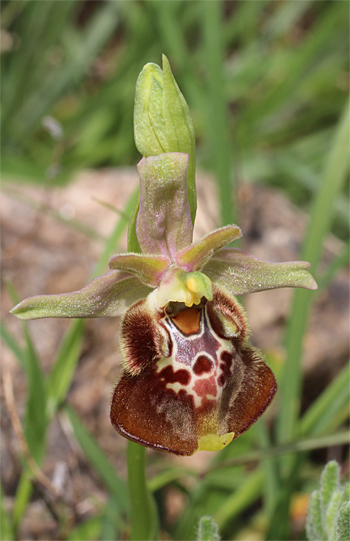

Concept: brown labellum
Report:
left=110, top=286, right=277, bottom=455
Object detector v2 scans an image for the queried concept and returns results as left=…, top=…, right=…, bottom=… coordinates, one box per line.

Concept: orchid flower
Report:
left=11, top=151, right=317, bottom=456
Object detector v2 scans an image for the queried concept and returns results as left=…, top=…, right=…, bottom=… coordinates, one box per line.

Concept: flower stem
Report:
left=127, top=441, right=158, bottom=540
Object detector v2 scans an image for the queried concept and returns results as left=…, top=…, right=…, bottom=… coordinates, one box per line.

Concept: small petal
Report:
left=109, top=253, right=170, bottom=287
left=11, top=272, right=152, bottom=320
left=120, top=296, right=171, bottom=376
left=204, top=248, right=318, bottom=295
left=155, top=267, right=213, bottom=310
left=176, top=225, right=241, bottom=271
left=136, top=153, right=193, bottom=259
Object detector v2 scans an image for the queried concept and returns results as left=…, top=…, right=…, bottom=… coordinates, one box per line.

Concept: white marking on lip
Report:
left=155, top=305, right=236, bottom=408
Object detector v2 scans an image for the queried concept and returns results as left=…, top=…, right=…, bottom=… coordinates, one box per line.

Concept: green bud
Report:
left=133, top=54, right=197, bottom=224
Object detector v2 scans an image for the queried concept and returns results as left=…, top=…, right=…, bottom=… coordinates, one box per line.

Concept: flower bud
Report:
left=134, top=55, right=196, bottom=223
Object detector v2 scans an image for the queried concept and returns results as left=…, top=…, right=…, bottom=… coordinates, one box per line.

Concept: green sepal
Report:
left=204, top=248, right=318, bottom=295
left=11, top=273, right=152, bottom=320
left=136, top=153, right=193, bottom=259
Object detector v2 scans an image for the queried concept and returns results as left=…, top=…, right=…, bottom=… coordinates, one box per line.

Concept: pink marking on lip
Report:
left=193, top=372, right=218, bottom=400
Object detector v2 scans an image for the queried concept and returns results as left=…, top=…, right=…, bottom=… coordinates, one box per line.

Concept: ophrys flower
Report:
left=11, top=152, right=317, bottom=456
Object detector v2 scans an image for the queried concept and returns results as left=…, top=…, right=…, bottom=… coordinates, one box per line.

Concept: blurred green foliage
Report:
left=2, top=0, right=349, bottom=231
left=306, top=461, right=350, bottom=541
left=1, top=1, right=349, bottom=540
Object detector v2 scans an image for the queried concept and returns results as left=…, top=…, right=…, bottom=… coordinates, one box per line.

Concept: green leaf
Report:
left=306, top=490, right=324, bottom=541
left=320, top=461, right=340, bottom=532
left=306, top=461, right=348, bottom=541
left=202, top=0, right=234, bottom=226
left=337, top=502, right=350, bottom=541
left=300, top=363, right=350, bottom=436
left=97, top=187, right=140, bottom=274
left=340, top=483, right=350, bottom=508
left=196, top=516, right=220, bottom=541
left=46, top=319, right=84, bottom=419
left=0, top=483, right=14, bottom=541
left=12, top=473, right=32, bottom=530
left=0, top=321, right=27, bottom=372
left=326, top=491, right=341, bottom=541
left=67, top=515, right=103, bottom=541
left=213, top=469, right=262, bottom=529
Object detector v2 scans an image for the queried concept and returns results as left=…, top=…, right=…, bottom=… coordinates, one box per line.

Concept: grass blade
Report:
left=0, top=321, right=27, bottom=371
left=46, top=320, right=84, bottom=419
left=213, top=468, right=262, bottom=529
left=277, top=99, right=350, bottom=444
left=0, top=482, right=14, bottom=541
left=63, top=406, right=128, bottom=519
left=66, top=515, right=103, bottom=541
left=300, top=363, right=350, bottom=436
left=202, top=0, right=235, bottom=226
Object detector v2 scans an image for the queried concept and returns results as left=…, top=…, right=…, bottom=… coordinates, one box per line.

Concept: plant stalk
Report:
left=127, top=441, right=157, bottom=540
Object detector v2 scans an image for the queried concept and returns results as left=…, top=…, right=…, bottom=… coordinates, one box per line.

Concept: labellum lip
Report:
left=10, top=141, right=317, bottom=456
left=110, top=286, right=277, bottom=456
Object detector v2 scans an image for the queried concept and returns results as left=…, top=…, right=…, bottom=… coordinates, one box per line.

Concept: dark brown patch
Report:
left=110, top=364, right=198, bottom=456
left=193, top=355, right=214, bottom=376
left=158, top=365, right=191, bottom=385
left=218, top=351, right=234, bottom=386
left=218, top=345, right=277, bottom=437
left=172, top=307, right=201, bottom=335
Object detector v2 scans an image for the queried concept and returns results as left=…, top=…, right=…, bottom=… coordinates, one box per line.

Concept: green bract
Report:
left=134, top=55, right=196, bottom=224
